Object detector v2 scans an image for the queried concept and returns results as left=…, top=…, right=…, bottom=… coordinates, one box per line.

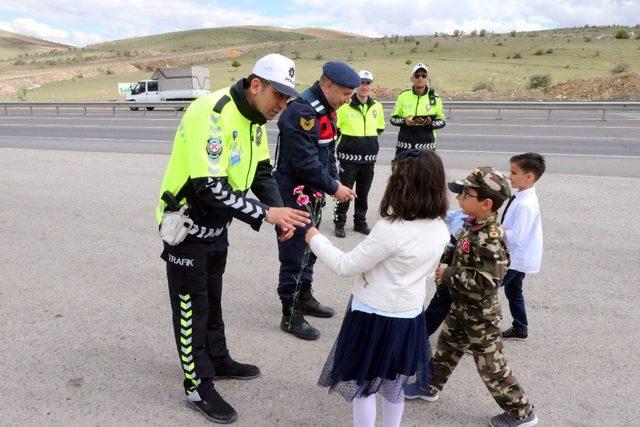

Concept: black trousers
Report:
left=424, top=283, right=453, bottom=336
left=334, top=162, right=375, bottom=227
left=165, top=249, right=230, bottom=394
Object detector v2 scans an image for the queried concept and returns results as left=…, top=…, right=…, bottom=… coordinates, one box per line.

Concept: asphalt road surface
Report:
left=1, top=107, right=639, bottom=426
left=1, top=108, right=639, bottom=177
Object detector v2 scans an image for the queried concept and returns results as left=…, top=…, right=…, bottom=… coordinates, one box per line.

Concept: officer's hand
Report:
left=423, top=116, right=433, bottom=127
left=265, top=207, right=310, bottom=235
left=305, top=226, right=320, bottom=244
left=404, top=116, right=416, bottom=126
left=333, top=183, right=357, bottom=203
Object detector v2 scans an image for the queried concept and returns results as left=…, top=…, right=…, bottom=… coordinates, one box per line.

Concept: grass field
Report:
left=2, top=25, right=639, bottom=101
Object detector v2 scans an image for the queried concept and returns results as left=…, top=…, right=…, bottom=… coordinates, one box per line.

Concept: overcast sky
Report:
left=1, top=0, right=639, bottom=47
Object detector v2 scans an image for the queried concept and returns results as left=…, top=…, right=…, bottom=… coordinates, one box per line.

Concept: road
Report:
left=1, top=108, right=639, bottom=177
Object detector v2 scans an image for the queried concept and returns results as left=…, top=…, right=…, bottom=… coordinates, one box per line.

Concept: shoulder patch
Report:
left=300, top=117, right=315, bottom=132
left=212, top=95, right=231, bottom=114
left=206, top=137, right=223, bottom=159
left=488, top=224, right=501, bottom=239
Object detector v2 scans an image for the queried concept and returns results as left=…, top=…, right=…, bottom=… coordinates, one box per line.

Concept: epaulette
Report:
left=212, top=95, right=231, bottom=114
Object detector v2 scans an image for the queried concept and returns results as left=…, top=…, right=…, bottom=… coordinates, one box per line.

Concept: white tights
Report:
left=352, top=393, right=405, bottom=427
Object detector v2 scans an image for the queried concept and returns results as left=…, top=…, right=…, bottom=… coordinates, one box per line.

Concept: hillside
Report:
left=0, top=29, right=70, bottom=60
left=1, top=25, right=639, bottom=101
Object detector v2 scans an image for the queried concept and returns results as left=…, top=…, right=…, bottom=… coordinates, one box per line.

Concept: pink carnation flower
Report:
left=296, top=194, right=310, bottom=206
left=293, top=185, right=305, bottom=195
left=313, top=192, right=323, bottom=200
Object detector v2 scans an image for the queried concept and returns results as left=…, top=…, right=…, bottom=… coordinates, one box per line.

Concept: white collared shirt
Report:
left=502, top=187, right=543, bottom=273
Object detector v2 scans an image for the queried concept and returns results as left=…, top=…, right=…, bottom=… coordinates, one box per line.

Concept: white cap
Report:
left=252, top=53, right=299, bottom=97
left=359, top=70, right=374, bottom=82
left=412, top=63, right=429, bottom=75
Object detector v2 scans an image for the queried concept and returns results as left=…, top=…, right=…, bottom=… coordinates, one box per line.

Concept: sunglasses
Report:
left=414, top=73, right=428, bottom=79
left=394, top=149, right=421, bottom=162
left=460, top=188, right=480, bottom=199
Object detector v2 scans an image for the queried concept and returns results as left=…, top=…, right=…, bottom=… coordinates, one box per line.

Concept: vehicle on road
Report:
left=126, top=66, right=210, bottom=111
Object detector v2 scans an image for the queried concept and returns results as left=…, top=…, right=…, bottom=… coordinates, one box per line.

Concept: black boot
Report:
left=280, top=301, right=320, bottom=340
left=353, top=223, right=371, bottom=235
left=334, top=225, right=346, bottom=238
left=213, top=357, right=260, bottom=380
left=188, top=381, right=238, bottom=424
left=298, top=287, right=335, bottom=318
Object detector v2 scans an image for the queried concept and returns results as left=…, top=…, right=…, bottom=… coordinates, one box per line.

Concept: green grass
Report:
left=89, top=26, right=318, bottom=53
left=4, top=25, right=640, bottom=100
left=0, top=29, right=69, bottom=61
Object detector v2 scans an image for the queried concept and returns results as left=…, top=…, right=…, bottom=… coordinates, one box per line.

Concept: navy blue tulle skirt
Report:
left=318, top=298, right=433, bottom=403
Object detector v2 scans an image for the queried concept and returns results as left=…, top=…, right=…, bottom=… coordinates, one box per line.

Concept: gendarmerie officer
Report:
left=274, top=61, right=360, bottom=340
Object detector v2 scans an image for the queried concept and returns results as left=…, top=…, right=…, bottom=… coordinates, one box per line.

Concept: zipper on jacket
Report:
left=246, top=123, right=255, bottom=189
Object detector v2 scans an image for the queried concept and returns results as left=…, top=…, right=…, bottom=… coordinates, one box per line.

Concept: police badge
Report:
left=372, top=109, right=378, bottom=118
left=255, top=127, right=263, bottom=146
left=206, top=137, right=223, bottom=159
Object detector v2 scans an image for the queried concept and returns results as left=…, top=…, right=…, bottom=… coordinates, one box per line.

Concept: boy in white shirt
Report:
left=501, top=153, right=545, bottom=340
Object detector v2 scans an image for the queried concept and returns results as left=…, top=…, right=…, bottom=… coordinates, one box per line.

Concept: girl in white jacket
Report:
left=306, top=149, right=450, bottom=427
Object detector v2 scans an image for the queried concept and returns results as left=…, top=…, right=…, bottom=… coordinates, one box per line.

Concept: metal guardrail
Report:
left=1, top=101, right=639, bottom=120
left=379, top=101, right=640, bottom=120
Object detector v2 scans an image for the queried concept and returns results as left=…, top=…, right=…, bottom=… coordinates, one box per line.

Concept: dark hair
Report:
left=380, top=150, right=448, bottom=221
left=474, top=187, right=506, bottom=212
left=510, top=152, right=546, bottom=180
left=245, top=74, right=269, bottom=88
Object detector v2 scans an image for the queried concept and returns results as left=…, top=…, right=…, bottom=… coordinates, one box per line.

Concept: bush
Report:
left=497, top=41, right=504, bottom=46
left=545, top=48, right=554, bottom=54
left=472, top=80, right=494, bottom=92
left=105, top=68, right=114, bottom=75
left=510, top=30, right=517, bottom=37
left=615, top=29, right=630, bottom=39
left=231, top=60, right=241, bottom=69
left=611, top=63, right=629, bottom=74
left=513, top=52, right=522, bottom=59
left=526, top=74, right=552, bottom=89
left=13, top=59, right=26, bottom=65
left=492, top=52, right=496, bottom=57
left=470, top=30, right=478, bottom=37
left=405, top=59, right=412, bottom=65
left=433, top=41, right=439, bottom=48
left=583, top=36, right=592, bottom=42
left=314, top=53, right=324, bottom=60
left=479, top=29, right=487, bottom=37
left=534, top=49, right=544, bottom=56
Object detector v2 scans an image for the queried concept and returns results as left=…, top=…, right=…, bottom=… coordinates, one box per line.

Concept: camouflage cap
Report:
left=447, top=166, right=512, bottom=200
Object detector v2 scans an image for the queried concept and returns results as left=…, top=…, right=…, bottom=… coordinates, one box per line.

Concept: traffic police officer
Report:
left=390, top=63, right=446, bottom=156
left=274, top=61, right=360, bottom=340
left=156, top=54, right=310, bottom=423
left=333, top=70, right=385, bottom=238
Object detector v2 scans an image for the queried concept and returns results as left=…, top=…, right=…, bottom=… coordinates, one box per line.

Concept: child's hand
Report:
left=305, top=226, right=320, bottom=244
left=435, top=268, right=445, bottom=283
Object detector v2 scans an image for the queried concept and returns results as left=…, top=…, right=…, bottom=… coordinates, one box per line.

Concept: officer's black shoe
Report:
left=213, top=357, right=260, bottom=380
left=280, top=312, right=321, bottom=340
left=501, top=327, right=528, bottom=340
left=298, top=287, right=335, bottom=318
left=334, top=225, right=346, bottom=238
left=353, top=223, right=371, bottom=235
left=189, top=384, right=238, bottom=424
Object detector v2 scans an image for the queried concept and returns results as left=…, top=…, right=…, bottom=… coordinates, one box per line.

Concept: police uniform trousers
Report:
left=276, top=216, right=321, bottom=301
left=333, top=162, right=374, bottom=228
left=429, top=303, right=533, bottom=418
left=165, top=248, right=230, bottom=394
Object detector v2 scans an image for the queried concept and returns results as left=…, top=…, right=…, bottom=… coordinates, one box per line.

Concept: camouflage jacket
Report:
left=440, top=215, right=510, bottom=317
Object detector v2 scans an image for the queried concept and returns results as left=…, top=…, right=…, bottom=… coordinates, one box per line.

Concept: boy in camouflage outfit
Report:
left=427, top=167, right=538, bottom=427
